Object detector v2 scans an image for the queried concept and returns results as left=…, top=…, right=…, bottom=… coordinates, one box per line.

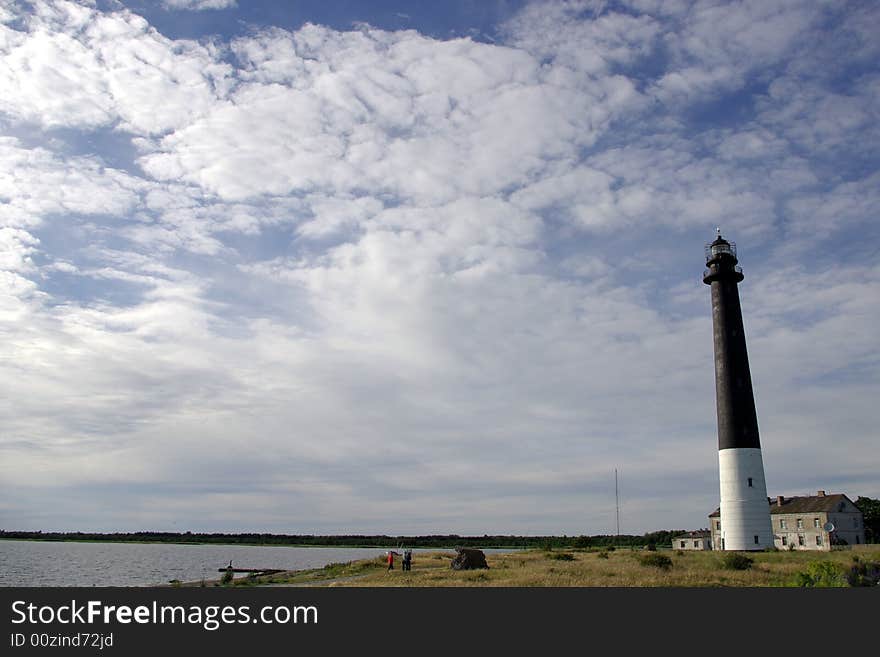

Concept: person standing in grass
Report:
left=387, top=551, right=394, bottom=571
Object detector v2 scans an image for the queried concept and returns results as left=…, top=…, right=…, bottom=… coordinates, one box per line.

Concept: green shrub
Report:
left=793, top=561, right=846, bottom=587
left=548, top=552, right=575, bottom=561
left=221, top=569, right=234, bottom=585
left=638, top=553, right=672, bottom=570
left=645, top=543, right=657, bottom=551
left=721, top=553, right=754, bottom=571
left=845, top=559, right=880, bottom=587
left=597, top=551, right=609, bottom=559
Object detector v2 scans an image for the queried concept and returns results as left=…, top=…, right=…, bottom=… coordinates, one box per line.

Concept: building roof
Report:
left=709, top=493, right=858, bottom=518
left=673, top=530, right=710, bottom=539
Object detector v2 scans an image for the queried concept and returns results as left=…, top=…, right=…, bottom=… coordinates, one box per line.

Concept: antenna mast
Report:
left=615, top=468, right=620, bottom=541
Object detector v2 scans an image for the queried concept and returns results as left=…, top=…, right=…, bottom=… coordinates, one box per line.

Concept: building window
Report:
left=854, top=518, right=859, bottom=528
left=856, top=536, right=860, bottom=544
left=782, top=536, right=787, bottom=546
left=748, top=477, right=753, bottom=487
left=694, top=541, right=699, bottom=548
left=680, top=541, right=686, bottom=548
left=798, top=535, right=805, bottom=546
left=797, top=518, right=803, bottom=529
left=816, top=535, right=822, bottom=546
left=814, top=518, right=820, bottom=528
left=754, top=535, right=759, bottom=545
left=780, top=519, right=787, bottom=529
left=716, top=521, right=721, bottom=530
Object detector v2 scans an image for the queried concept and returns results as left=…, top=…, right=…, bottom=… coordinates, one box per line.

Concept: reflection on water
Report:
left=0, top=540, right=514, bottom=586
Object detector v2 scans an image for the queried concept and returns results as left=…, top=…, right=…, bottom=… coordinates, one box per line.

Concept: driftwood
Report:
left=450, top=547, right=489, bottom=570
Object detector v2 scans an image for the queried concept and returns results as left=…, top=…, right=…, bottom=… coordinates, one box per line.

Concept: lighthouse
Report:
left=703, top=231, right=772, bottom=550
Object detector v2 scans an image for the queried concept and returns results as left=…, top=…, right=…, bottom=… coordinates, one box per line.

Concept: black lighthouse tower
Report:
left=703, top=231, right=772, bottom=550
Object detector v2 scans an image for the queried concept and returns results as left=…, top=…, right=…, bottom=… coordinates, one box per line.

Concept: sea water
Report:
left=0, top=540, right=515, bottom=586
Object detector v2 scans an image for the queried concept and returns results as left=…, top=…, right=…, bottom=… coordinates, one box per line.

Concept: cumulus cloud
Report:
left=0, top=0, right=878, bottom=534
left=140, top=23, right=643, bottom=203
left=503, top=0, right=661, bottom=73
left=0, top=0, right=230, bottom=134
left=163, top=0, right=236, bottom=10
left=0, top=137, right=143, bottom=223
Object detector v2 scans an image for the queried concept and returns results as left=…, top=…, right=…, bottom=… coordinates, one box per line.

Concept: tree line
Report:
left=0, top=529, right=687, bottom=549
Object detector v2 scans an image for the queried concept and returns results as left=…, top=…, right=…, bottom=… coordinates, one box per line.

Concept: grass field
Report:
left=217, top=545, right=880, bottom=588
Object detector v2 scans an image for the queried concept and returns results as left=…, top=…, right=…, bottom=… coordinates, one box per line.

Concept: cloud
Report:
left=0, top=137, right=143, bottom=223
left=650, top=0, right=822, bottom=105
left=0, top=0, right=230, bottom=134
left=511, top=141, right=787, bottom=235
left=162, top=0, right=237, bottom=11
left=784, top=172, right=880, bottom=240
left=140, top=23, right=643, bottom=203
left=502, top=0, right=661, bottom=74
left=0, top=0, right=878, bottom=535
left=756, top=74, right=880, bottom=162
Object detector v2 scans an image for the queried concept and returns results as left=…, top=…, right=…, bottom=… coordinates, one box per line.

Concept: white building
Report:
left=672, top=530, right=711, bottom=550
left=709, top=491, right=865, bottom=551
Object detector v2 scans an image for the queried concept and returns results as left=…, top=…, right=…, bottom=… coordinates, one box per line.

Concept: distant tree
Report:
left=573, top=535, right=592, bottom=549
left=855, top=497, right=880, bottom=543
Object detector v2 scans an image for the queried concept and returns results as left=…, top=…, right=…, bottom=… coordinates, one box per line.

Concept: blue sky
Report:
left=0, top=0, right=877, bottom=535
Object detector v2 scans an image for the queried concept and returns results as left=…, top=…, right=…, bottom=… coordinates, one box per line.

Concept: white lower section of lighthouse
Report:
left=718, top=448, right=772, bottom=550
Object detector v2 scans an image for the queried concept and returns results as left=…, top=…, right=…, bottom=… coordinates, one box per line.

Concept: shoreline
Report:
left=0, top=537, right=531, bottom=549
left=170, top=545, right=880, bottom=588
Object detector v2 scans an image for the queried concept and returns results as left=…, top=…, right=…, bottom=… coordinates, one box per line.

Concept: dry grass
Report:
left=245, top=546, right=880, bottom=587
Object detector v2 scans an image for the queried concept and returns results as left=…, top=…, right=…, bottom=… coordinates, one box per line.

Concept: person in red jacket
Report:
left=387, top=551, right=394, bottom=570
